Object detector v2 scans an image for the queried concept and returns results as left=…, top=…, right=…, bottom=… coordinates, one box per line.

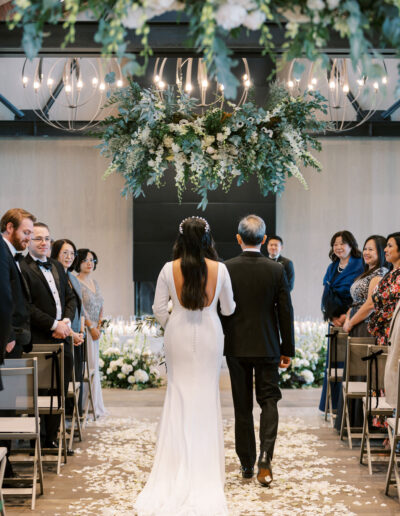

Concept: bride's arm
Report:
left=219, top=264, right=236, bottom=316
left=152, top=264, right=171, bottom=328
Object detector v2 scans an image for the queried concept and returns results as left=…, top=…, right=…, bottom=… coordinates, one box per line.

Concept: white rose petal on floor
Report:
left=63, top=417, right=386, bottom=516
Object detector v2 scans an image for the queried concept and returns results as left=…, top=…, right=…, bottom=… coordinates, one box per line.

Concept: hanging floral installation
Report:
left=8, top=0, right=400, bottom=99
left=98, top=81, right=327, bottom=209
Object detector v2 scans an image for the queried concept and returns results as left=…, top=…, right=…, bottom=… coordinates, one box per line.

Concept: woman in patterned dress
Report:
left=75, top=248, right=107, bottom=417
left=343, top=235, right=388, bottom=336
left=368, top=233, right=400, bottom=346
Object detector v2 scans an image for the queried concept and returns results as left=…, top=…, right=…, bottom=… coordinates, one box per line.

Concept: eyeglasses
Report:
left=31, top=237, right=51, bottom=242
left=60, top=251, right=76, bottom=258
left=82, top=258, right=97, bottom=264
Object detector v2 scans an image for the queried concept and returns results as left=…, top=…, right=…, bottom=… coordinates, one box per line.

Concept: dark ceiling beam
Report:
left=1, top=119, right=400, bottom=138
left=0, top=21, right=397, bottom=58
left=0, top=92, right=24, bottom=118
left=382, top=99, right=400, bottom=120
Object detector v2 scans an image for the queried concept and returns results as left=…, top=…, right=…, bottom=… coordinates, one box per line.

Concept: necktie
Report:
left=37, top=259, right=52, bottom=271
left=14, top=253, right=24, bottom=263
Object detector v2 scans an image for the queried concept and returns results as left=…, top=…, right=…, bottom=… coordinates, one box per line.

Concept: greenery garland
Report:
left=8, top=1, right=400, bottom=99
left=98, top=81, right=327, bottom=209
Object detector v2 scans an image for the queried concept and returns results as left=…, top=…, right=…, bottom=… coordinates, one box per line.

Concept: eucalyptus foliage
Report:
left=8, top=0, right=400, bottom=99
left=98, top=81, right=327, bottom=209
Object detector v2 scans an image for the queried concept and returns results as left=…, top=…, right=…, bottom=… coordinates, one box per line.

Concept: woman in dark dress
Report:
left=319, top=230, right=363, bottom=412
left=334, top=235, right=387, bottom=431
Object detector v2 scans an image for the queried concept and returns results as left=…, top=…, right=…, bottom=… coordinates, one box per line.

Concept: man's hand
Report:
left=6, top=340, right=16, bottom=354
left=52, top=321, right=71, bottom=339
left=72, top=331, right=84, bottom=346
left=279, top=355, right=291, bottom=369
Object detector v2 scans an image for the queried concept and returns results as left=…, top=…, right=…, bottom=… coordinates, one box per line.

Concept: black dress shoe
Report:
left=43, top=440, right=59, bottom=450
left=240, top=466, right=254, bottom=479
left=67, top=448, right=74, bottom=457
left=257, top=451, right=273, bottom=487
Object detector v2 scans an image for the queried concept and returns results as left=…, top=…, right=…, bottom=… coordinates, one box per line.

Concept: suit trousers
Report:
left=226, top=356, right=281, bottom=468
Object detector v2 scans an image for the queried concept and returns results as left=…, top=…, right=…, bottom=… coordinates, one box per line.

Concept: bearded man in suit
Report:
left=222, top=215, right=295, bottom=487
left=20, top=222, right=76, bottom=450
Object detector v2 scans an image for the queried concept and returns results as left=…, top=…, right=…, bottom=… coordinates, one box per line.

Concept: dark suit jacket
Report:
left=2, top=238, right=32, bottom=352
left=269, top=255, right=295, bottom=292
left=20, top=254, right=76, bottom=344
left=222, top=251, right=295, bottom=359
left=0, top=237, right=13, bottom=366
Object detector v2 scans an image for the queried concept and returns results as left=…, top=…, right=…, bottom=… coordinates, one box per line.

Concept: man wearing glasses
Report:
left=20, top=222, right=76, bottom=450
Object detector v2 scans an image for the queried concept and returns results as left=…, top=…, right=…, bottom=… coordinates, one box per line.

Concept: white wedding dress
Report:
left=135, top=261, right=235, bottom=516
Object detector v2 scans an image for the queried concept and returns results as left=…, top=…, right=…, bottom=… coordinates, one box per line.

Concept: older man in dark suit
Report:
left=222, top=215, right=295, bottom=487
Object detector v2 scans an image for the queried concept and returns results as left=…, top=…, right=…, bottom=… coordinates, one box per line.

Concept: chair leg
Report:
left=0, top=454, right=6, bottom=516
left=340, top=393, right=347, bottom=441
left=88, top=376, right=96, bottom=422
left=366, top=427, right=373, bottom=475
left=37, top=439, right=44, bottom=496
left=75, top=393, right=83, bottom=442
left=324, top=379, right=330, bottom=422
left=360, top=403, right=368, bottom=466
left=385, top=428, right=396, bottom=495
left=346, top=399, right=353, bottom=449
left=32, top=438, right=38, bottom=510
left=62, top=413, right=67, bottom=464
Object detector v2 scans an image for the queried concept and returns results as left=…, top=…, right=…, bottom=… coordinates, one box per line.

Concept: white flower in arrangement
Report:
left=163, top=135, right=174, bottom=148
left=115, top=357, right=124, bottom=367
left=243, top=9, right=266, bottom=30
left=150, top=366, right=160, bottom=378
left=300, top=369, right=315, bottom=384
left=236, top=121, right=244, bottom=129
left=206, top=146, right=215, bottom=154
left=216, top=132, right=225, bottom=142
left=139, top=126, right=151, bottom=143
left=112, top=336, right=120, bottom=345
left=126, top=338, right=135, bottom=346
left=117, top=373, right=126, bottom=380
left=327, top=0, right=340, bottom=9
left=262, top=127, right=273, bottom=138
left=171, top=143, right=180, bottom=153
left=121, top=363, right=134, bottom=375
left=215, top=3, right=247, bottom=31
left=179, top=119, right=189, bottom=125
left=307, top=0, right=325, bottom=11
left=223, top=126, right=231, bottom=136
left=109, top=360, right=119, bottom=372
left=133, top=348, right=142, bottom=356
left=127, top=375, right=136, bottom=384
left=142, top=348, right=153, bottom=358
left=99, top=358, right=105, bottom=368
left=106, top=367, right=112, bottom=375
left=134, top=369, right=150, bottom=383
left=203, top=135, right=215, bottom=146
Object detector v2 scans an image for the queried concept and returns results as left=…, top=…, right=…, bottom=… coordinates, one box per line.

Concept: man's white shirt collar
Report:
left=243, top=248, right=261, bottom=253
left=2, top=235, right=17, bottom=257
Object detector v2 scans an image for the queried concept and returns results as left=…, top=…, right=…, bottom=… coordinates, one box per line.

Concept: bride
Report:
left=135, top=216, right=236, bottom=516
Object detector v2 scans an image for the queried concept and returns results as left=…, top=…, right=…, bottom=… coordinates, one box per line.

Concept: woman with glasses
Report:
left=75, top=248, right=106, bottom=417
left=51, top=239, right=85, bottom=415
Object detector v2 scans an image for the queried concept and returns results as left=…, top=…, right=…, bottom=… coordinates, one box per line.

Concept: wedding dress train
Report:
left=135, top=261, right=235, bottom=516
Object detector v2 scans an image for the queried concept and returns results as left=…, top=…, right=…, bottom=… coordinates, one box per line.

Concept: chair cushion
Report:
left=37, top=396, right=62, bottom=410
left=347, top=381, right=367, bottom=395
left=0, top=417, right=36, bottom=433
left=362, top=396, right=393, bottom=412
left=328, top=368, right=343, bottom=380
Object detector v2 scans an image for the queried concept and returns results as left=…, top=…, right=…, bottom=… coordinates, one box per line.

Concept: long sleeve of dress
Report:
left=219, top=264, right=236, bottom=316
left=152, top=264, right=171, bottom=328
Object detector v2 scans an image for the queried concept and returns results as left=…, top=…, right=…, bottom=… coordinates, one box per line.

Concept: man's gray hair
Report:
left=238, top=215, right=266, bottom=246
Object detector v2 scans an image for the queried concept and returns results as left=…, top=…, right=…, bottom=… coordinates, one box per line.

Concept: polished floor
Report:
left=4, top=372, right=400, bottom=515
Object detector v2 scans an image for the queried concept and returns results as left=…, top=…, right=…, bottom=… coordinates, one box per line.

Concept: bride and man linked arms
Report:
left=135, top=214, right=295, bottom=516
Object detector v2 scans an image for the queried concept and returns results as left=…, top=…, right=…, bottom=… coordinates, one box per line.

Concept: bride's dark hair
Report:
left=172, top=217, right=218, bottom=310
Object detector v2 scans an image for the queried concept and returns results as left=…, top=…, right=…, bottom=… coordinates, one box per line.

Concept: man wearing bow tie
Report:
left=20, top=222, right=76, bottom=448
left=1, top=208, right=36, bottom=358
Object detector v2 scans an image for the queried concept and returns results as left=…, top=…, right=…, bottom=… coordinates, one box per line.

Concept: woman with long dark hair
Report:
left=135, top=216, right=235, bottom=516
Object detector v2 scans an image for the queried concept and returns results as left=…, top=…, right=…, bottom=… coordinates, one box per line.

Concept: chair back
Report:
left=327, top=326, right=348, bottom=373
left=394, top=359, right=400, bottom=435
left=25, top=343, right=64, bottom=408
left=346, top=337, right=377, bottom=378
left=365, top=345, right=388, bottom=412
left=0, top=358, right=39, bottom=423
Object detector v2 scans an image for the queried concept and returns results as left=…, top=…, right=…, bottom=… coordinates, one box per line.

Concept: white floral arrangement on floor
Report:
left=279, top=320, right=328, bottom=389
left=99, top=317, right=164, bottom=390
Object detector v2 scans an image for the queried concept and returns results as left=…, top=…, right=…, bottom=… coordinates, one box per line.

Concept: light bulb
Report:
left=308, top=84, right=314, bottom=91
left=373, top=81, right=379, bottom=90
left=244, top=79, right=251, bottom=88
left=287, top=80, right=294, bottom=88
left=65, top=83, right=72, bottom=93
left=243, top=74, right=248, bottom=81
left=77, top=80, right=83, bottom=89
left=343, top=84, right=349, bottom=93
left=92, top=77, right=99, bottom=87
left=311, top=77, right=317, bottom=85
left=22, top=76, right=29, bottom=86
left=154, top=75, right=160, bottom=84
left=219, top=84, right=224, bottom=91
left=33, top=80, right=40, bottom=90
left=357, top=79, right=364, bottom=86
left=185, top=83, right=192, bottom=92
left=329, top=80, right=336, bottom=90
left=99, top=83, right=106, bottom=91
left=201, top=79, right=208, bottom=88
left=158, top=80, right=165, bottom=89
left=382, top=76, right=387, bottom=85
left=47, top=78, right=54, bottom=87
left=117, top=79, right=123, bottom=88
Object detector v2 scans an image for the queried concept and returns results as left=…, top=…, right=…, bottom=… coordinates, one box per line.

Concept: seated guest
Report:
left=20, top=223, right=76, bottom=450
left=1, top=208, right=36, bottom=358
left=51, top=239, right=85, bottom=415
left=267, top=235, right=295, bottom=291
left=343, top=235, right=388, bottom=336
left=368, top=232, right=400, bottom=346
left=319, top=230, right=363, bottom=412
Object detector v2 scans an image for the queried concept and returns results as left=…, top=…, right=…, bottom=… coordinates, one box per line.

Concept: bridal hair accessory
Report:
left=179, top=216, right=210, bottom=234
